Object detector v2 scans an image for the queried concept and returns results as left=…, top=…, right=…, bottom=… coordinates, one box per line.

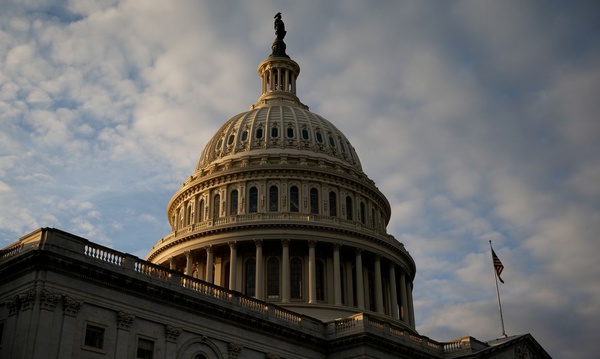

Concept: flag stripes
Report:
left=492, top=249, right=504, bottom=283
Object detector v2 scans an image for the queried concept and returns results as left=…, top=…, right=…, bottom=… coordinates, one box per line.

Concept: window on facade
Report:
left=290, top=258, right=303, bottom=299
left=329, top=191, right=337, bottom=217
left=230, top=190, right=238, bottom=215
left=241, top=130, right=248, bottom=141
left=187, top=204, right=193, bottom=226
left=269, top=186, right=278, bottom=212
left=340, top=140, right=346, bottom=153
left=271, top=127, right=279, bottom=138
left=245, top=259, right=256, bottom=297
left=216, top=138, right=223, bottom=150
left=199, top=200, right=205, bottom=221
left=267, top=257, right=280, bottom=299
left=256, top=128, right=263, bottom=139
left=316, top=260, right=325, bottom=301
left=136, top=338, right=154, bottom=359
left=315, top=131, right=323, bottom=144
left=360, top=202, right=366, bottom=224
left=301, top=128, right=309, bottom=140
left=213, top=194, right=220, bottom=219
left=310, top=188, right=319, bottom=214
left=84, top=324, right=105, bottom=349
left=346, top=196, right=353, bottom=220
left=249, top=187, right=258, bottom=213
left=328, top=135, right=336, bottom=148
left=290, top=186, right=299, bottom=212
left=287, top=127, right=294, bottom=138
left=228, top=134, right=235, bottom=146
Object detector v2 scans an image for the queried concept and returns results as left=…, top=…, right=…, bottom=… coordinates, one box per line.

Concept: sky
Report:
left=1, top=1, right=599, bottom=357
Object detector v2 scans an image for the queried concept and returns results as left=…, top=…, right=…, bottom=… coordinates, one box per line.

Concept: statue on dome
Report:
left=271, top=12, right=289, bottom=58
left=274, top=12, right=286, bottom=41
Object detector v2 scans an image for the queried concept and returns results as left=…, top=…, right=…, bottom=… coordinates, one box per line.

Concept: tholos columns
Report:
left=374, top=255, right=384, bottom=314
left=282, top=239, right=290, bottom=303
left=228, top=242, right=237, bottom=290
left=333, top=244, right=342, bottom=306
left=389, top=264, right=399, bottom=319
left=355, top=249, right=365, bottom=310
left=400, top=269, right=408, bottom=324
left=308, top=241, right=317, bottom=304
left=205, top=246, right=214, bottom=284
left=255, top=240, right=264, bottom=300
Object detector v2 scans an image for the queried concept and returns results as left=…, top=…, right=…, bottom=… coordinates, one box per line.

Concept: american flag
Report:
left=492, top=249, right=505, bottom=283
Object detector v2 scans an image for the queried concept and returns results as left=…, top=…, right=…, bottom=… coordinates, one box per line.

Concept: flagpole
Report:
left=489, top=240, right=507, bottom=338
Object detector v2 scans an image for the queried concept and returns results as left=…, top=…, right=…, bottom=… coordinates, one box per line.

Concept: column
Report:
left=277, top=68, right=282, bottom=90
left=229, top=242, right=237, bottom=290
left=115, top=311, right=135, bottom=358
left=308, top=241, right=317, bottom=304
left=345, top=263, right=354, bottom=307
left=281, top=239, right=290, bottom=303
left=407, top=280, right=415, bottom=328
left=169, top=256, right=176, bottom=270
left=355, top=249, right=365, bottom=310
left=333, top=244, right=342, bottom=306
left=389, top=264, right=399, bottom=320
left=205, top=246, right=214, bottom=284
left=255, top=240, right=264, bottom=300
left=33, top=290, right=61, bottom=359
left=57, top=295, right=83, bottom=358
left=185, top=251, right=193, bottom=276
left=400, top=269, right=408, bottom=324
left=374, top=255, right=384, bottom=314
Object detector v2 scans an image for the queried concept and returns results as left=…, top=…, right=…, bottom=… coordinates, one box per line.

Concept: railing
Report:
left=84, top=244, right=124, bottom=266
left=239, top=296, right=268, bottom=314
left=134, top=261, right=171, bottom=282
left=0, top=242, right=24, bottom=261
left=273, top=307, right=302, bottom=325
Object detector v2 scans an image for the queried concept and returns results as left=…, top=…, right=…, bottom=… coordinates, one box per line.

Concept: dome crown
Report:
left=195, top=14, right=362, bottom=173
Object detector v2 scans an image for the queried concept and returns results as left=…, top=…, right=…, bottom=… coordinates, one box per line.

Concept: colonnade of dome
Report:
left=147, top=19, right=417, bottom=331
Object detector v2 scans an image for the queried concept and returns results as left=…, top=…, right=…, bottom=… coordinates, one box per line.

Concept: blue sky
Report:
left=1, top=1, right=599, bottom=357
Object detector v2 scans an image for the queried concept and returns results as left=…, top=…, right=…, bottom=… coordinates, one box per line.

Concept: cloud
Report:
left=1, top=2, right=599, bottom=358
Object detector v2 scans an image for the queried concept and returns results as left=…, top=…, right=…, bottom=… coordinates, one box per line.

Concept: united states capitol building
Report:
left=0, top=15, right=550, bottom=359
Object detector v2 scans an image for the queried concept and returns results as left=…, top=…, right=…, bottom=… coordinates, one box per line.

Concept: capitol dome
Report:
left=147, top=15, right=416, bottom=329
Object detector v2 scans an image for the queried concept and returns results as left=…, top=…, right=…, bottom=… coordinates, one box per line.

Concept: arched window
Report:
left=316, top=260, right=325, bottom=301
left=230, top=190, right=238, bottom=215
left=271, top=127, right=279, bottom=138
left=329, top=191, right=337, bottom=216
left=269, top=185, right=278, bottom=212
left=310, top=188, right=319, bottom=214
left=345, top=196, right=353, bottom=220
left=290, top=258, right=302, bottom=299
left=287, top=127, right=294, bottom=138
left=290, top=186, right=299, bottom=212
left=245, top=259, right=256, bottom=297
left=267, top=257, right=280, bottom=299
left=198, top=199, right=205, bottom=221
left=187, top=204, right=193, bottom=225
left=249, top=187, right=258, bottom=213
left=213, top=194, right=220, bottom=219
left=360, top=202, right=366, bottom=224
left=301, top=128, right=309, bottom=140
left=256, top=127, right=263, bottom=139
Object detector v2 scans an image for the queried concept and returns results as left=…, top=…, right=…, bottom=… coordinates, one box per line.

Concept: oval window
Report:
left=328, top=135, right=336, bottom=147
left=241, top=130, right=248, bottom=141
left=256, top=128, right=263, bottom=139
left=216, top=138, right=223, bottom=150
left=302, top=128, right=309, bottom=140
left=287, top=127, right=294, bottom=138
left=228, top=134, right=235, bottom=145
left=340, top=140, right=346, bottom=153
left=271, top=127, right=279, bottom=138
left=316, top=131, right=323, bottom=144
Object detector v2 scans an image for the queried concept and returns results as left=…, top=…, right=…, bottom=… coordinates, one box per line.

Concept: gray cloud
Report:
left=1, top=1, right=598, bottom=357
